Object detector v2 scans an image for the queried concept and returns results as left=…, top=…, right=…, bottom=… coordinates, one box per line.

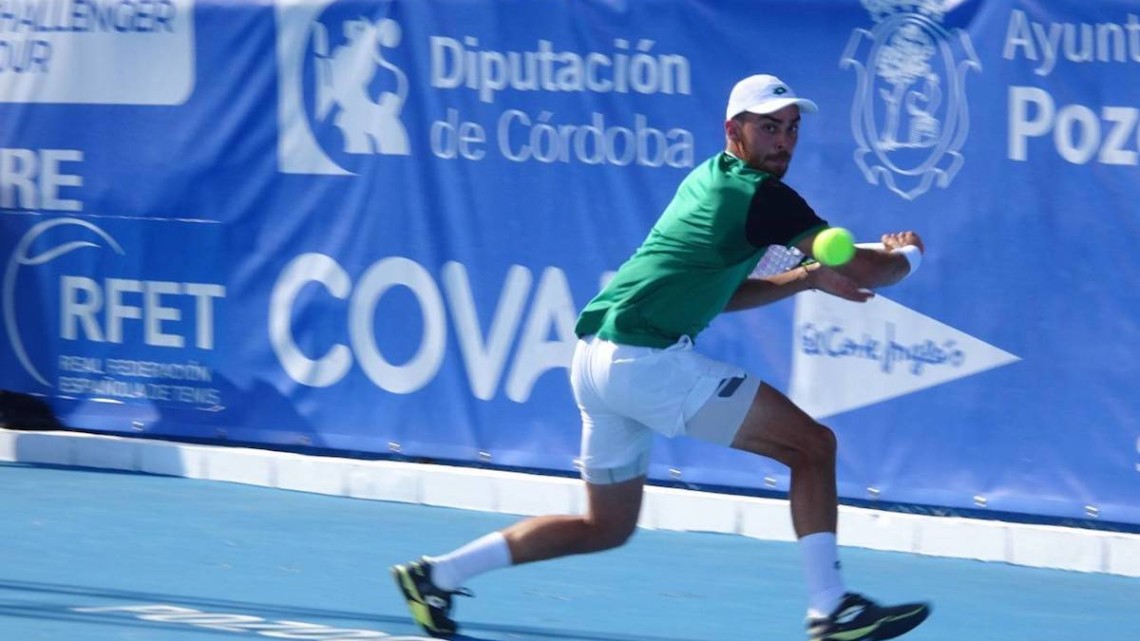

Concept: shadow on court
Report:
left=450, top=627, right=709, bottom=641
left=0, top=578, right=705, bottom=641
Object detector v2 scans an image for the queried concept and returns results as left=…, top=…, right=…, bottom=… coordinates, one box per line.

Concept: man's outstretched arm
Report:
left=799, top=230, right=925, bottom=290
left=724, top=261, right=873, bottom=312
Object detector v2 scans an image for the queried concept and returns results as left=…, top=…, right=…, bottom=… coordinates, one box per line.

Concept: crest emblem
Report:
left=841, top=0, right=981, bottom=200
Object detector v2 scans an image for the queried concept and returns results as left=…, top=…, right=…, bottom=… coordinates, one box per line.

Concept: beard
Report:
left=758, top=153, right=791, bottom=178
left=739, top=140, right=792, bottom=177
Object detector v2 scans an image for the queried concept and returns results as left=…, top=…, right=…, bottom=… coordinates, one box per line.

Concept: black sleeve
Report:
left=744, top=179, right=828, bottom=249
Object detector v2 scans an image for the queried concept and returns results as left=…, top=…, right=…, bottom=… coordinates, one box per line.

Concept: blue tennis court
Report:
left=2, top=462, right=1136, bottom=641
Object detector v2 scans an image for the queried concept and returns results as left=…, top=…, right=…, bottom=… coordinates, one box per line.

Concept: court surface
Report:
left=1, top=462, right=1136, bottom=641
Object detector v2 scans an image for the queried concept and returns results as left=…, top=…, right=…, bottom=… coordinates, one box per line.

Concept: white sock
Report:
left=424, top=532, right=513, bottom=591
left=799, top=532, right=846, bottom=619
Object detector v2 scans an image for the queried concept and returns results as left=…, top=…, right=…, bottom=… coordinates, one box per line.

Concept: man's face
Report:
left=729, top=105, right=801, bottom=178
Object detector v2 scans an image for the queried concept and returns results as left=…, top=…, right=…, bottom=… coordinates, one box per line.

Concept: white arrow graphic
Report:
left=788, top=291, right=1020, bottom=419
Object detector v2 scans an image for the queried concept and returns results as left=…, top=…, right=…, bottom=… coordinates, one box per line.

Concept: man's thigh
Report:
left=728, top=382, right=824, bottom=460
left=584, top=474, right=646, bottom=528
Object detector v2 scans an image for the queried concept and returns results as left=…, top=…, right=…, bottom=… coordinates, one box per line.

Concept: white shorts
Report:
left=570, top=335, right=761, bottom=484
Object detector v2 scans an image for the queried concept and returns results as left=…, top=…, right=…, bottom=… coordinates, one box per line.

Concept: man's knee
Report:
left=802, top=422, right=837, bottom=465
left=775, top=421, right=836, bottom=469
left=586, top=516, right=638, bottom=551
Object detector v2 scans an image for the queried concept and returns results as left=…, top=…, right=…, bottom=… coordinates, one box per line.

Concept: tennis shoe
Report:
left=391, top=558, right=473, bottom=638
left=807, top=592, right=930, bottom=641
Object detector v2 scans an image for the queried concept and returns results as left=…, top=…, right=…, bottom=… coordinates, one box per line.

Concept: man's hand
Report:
left=806, top=264, right=874, bottom=303
left=881, top=231, right=924, bottom=253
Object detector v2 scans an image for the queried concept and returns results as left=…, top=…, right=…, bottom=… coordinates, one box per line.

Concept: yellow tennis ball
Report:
left=812, top=227, right=856, bottom=267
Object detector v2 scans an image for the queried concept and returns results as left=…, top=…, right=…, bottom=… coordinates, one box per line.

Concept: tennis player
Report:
left=393, top=74, right=929, bottom=641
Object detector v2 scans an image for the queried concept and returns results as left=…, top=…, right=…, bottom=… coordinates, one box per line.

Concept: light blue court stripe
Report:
left=1, top=462, right=1136, bottom=641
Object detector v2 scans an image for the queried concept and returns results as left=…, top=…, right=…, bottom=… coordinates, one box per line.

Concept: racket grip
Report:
left=857, top=242, right=922, bottom=275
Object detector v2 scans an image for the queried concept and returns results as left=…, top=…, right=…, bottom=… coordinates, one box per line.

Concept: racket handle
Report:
left=857, top=242, right=922, bottom=275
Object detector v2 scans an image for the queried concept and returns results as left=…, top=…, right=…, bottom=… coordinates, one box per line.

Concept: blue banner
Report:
left=2, top=0, right=1138, bottom=526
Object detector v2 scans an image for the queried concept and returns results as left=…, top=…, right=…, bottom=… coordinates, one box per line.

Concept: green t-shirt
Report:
left=575, top=152, right=827, bottom=348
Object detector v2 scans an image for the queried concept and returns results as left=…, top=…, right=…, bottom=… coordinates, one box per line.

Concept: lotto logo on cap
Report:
left=726, top=74, right=819, bottom=120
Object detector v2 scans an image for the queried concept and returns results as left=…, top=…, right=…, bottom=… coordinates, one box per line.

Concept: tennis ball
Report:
left=812, top=227, right=856, bottom=267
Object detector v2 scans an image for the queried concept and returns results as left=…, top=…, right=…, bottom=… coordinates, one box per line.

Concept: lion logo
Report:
left=277, top=0, right=410, bottom=175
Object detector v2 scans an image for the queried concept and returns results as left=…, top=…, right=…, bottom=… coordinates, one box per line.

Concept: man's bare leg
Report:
left=709, top=382, right=930, bottom=639
left=391, top=475, right=645, bottom=636
left=729, top=382, right=842, bottom=618
left=420, top=473, right=646, bottom=594
left=503, top=474, right=646, bottom=563
left=729, top=383, right=837, bottom=537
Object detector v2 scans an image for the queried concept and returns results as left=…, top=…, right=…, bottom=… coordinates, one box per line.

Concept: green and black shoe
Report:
left=391, top=559, right=473, bottom=638
left=807, top=592, right=930, bottom=641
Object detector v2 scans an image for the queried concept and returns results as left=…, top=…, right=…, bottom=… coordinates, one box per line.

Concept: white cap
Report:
left=725, top=74, right=819, bottom=121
